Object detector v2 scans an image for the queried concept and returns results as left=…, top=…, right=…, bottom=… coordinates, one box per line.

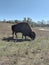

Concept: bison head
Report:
left=30, top=31, right=36, bottom=40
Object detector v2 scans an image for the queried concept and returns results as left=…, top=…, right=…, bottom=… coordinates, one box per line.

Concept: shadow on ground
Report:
left=2, top=37, right=31, bottom=42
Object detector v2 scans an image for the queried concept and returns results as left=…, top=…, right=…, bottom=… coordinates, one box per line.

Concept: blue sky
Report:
left=0, top=0, right=49, bottom=22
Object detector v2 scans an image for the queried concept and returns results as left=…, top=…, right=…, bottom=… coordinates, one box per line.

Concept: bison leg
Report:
left=22, top=34, right=23, bottom=39
left=23, top=34, right=26, bottom=40
left=15, top=32, right=17, bottom=38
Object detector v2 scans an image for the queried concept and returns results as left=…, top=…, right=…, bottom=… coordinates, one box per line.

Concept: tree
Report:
left=27, top=18, right=33, bottom=27
left=15, top=20, right=19, bottom=23
left=37, top=20, right=45, bottom=27
left=23, top=17, right=27, bottom=22
left=2, top=19, right=6, bottom=22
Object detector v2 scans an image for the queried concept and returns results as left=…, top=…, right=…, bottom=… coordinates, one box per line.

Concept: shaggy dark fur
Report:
left=11, top=22, right=36, bottom=40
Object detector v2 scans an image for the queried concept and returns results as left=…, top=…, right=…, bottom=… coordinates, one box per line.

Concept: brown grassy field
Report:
left=0, top=22, right=49, bottom=65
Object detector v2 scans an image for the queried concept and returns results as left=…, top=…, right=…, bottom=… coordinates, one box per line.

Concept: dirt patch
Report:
left=39, top=28, right=49, bottom=31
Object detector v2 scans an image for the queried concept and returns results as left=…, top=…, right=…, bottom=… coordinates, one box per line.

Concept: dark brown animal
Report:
left=11, top=22, right=36, bottom=40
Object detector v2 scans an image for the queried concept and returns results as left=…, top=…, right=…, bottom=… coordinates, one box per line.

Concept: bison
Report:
left=11, top=22, right=36, bottom=40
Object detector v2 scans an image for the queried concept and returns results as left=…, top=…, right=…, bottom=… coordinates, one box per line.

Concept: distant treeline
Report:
left=0, top=18, right=49, bottom=27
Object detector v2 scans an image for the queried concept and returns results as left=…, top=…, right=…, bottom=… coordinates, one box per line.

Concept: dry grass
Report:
left=0, top=23, right=49, bottom=65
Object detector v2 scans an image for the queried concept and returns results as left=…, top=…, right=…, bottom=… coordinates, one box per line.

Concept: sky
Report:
left=0, top=0, right=49, bottom=22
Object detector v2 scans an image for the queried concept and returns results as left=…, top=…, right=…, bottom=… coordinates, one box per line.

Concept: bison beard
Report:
left=11, top=22, right=36, bottom=40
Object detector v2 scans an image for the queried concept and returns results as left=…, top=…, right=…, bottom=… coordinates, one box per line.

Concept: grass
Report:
left=0, top=36, right=49, bottom=65
left=0, top=23, right=49, bottom=65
